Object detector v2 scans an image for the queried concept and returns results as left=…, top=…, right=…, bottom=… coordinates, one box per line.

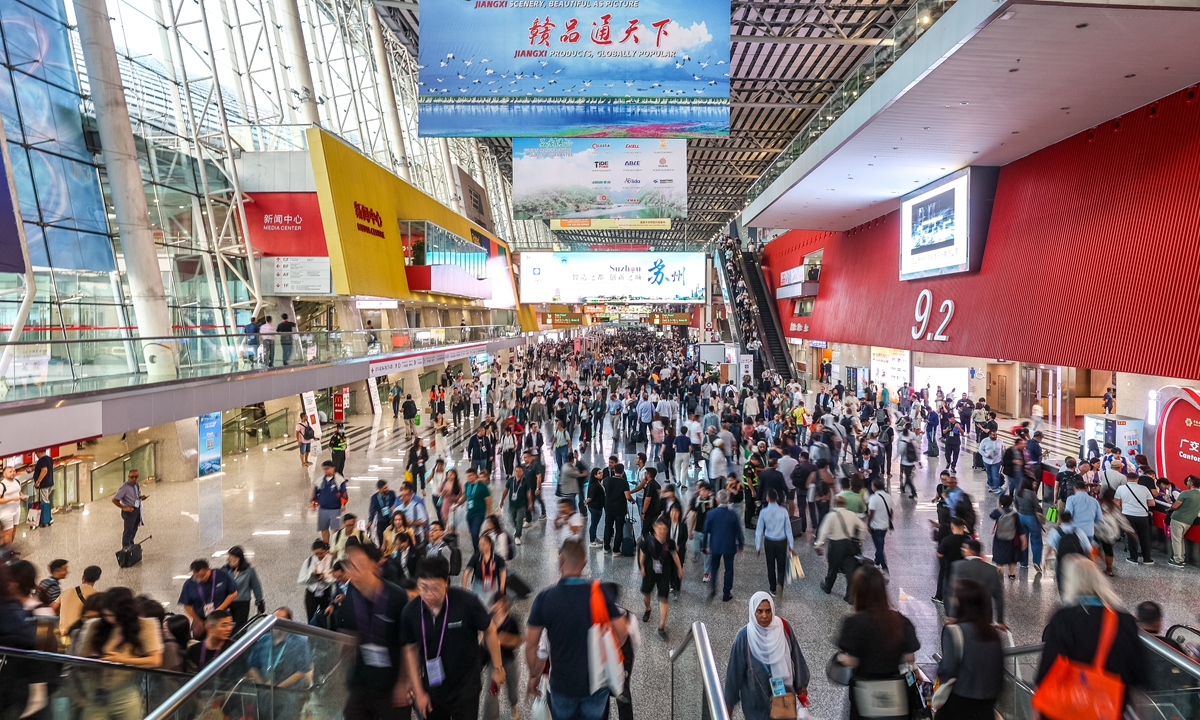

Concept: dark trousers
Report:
left=344, top=691, right=413, bottom=720
left=603, top=510, right=626, bottom=551
left=229, top=601, right=251, bottom=631
left=588, top=507, right=603, bottom=543
left=426, top=685, right=481, bottom=720
left=304, top=589, right=329, bottom=624
left=764, top=538, right=788, bottom=592
left=945, top=446, right=960, bottom=471
left=821, top=538, right=857, bottom=601
left=332, top=450, right=346, bottom=476
left=281, top=342, right=293, bottom=366
left=1125, top=514, right=1153, bottom=562
left=392, top=398, right=400, bottom=418
left=262, top=339, right=275, bottom=367
left=709, top=550, right=735, bottom=598
left=503, top=450, right=516, bottom=476
left=900, top=465, right=916, bottom=497
left=121, top=508, right=140, bottom=547
left=794, top=497, right=808, bottom=534
left=411, top=468, right=426, bottom=492
left=870, top=528, right=888, bottom=570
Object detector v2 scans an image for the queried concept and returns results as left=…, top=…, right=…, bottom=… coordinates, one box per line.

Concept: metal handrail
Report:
left=143, top=615, right=356, bottom=720
left=669, top=621, right=730, bottom=720
left=0, top=325, right=519, bottom=348
left=0, top=644, right=193, bottom=677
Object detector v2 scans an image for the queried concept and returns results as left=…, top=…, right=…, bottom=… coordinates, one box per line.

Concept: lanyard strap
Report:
left=420, top=597, right=450, bottom=660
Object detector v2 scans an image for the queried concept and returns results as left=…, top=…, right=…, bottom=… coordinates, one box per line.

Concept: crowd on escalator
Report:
left=720, top=235, right=765, bottom=365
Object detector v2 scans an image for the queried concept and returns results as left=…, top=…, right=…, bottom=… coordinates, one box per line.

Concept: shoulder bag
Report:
left=931, top=624, right=962, bottom=710
left=1031, top=606, right=1124, bottom=720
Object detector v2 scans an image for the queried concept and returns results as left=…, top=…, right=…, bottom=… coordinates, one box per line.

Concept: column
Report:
left=74, top=0, right=177, bottom=376
left=369, top=7, right=411, bottom=182
left=438, top=138, right=463, bottom=213
left=276, top=0, right=319, bottom=125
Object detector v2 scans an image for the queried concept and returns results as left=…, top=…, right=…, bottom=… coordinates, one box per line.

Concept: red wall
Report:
left=241, top=192, right=329, bottom=257
left=761, top=84, right=1200, bottom=380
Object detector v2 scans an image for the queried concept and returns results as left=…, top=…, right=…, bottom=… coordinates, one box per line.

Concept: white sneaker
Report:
left=515, top=537, right=522, bottom=545
left=523, top=521, right=531, bottom=528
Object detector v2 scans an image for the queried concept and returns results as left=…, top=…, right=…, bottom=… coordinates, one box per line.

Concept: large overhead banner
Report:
left=416, top=0, right=730, bottom=138
left=519, top=251, right=705, bottom=304
left=513, top=138, right=686, bottom=228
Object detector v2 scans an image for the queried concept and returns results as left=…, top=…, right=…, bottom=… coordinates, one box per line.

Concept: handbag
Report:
left=530, top=674, right=551, bottom=720
left=931, top=624, right=962, bottom=710
left=1031, top=606, right=1124, bottom=720
left=852, top=678, right=908, bottom=718
left=836, top=513, right=863, bottom=557
left=586, top=580, right=625, bottom=695
left=825, top=653, right=853, bottom=686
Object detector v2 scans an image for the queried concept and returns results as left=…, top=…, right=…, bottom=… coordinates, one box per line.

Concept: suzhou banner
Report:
left=416, top=0, right=730, bottom=138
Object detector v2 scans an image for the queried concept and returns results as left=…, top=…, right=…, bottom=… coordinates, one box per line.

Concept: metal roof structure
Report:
left=375, top=0, right=913, bottom=251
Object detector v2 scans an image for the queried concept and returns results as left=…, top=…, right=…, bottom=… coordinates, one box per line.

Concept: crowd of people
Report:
left=0, top=326, right=1197, bottom=720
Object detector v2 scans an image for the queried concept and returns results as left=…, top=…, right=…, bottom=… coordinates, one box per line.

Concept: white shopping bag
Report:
left=530, top=675, right=550, bottom=720
left=586, top=580, right=626, bottom=695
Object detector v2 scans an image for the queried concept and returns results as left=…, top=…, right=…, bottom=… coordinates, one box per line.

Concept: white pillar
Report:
left=276, top=0, right=319, bottom=125
left=369, top=7, right=410, bottom=182
left=74, top=0, right=177, bottom=376
left=438, top=138, right=463, bottom=213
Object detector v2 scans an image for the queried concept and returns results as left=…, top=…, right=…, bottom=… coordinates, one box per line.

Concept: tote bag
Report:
left=587, top=581, right=626, bottom=695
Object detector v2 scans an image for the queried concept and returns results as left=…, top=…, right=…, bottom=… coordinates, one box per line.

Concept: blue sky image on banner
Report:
left=417, top=0, right=730, bottom=138
left=512, top=138, right=687, bottom=222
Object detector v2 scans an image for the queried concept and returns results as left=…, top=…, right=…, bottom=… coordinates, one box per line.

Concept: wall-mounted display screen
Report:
left=899, top=167, right=999, bottom=282
left=519, top=251, right=706, bottom=304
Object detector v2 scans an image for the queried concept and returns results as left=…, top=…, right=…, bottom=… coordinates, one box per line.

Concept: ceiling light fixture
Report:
left=999, top=11, right=1016, bottom=19
left=1125, top=73, right=1136, bottom=78
left=959, top=101, right=969, bottom=105
left=1008, top=68, right=1019, bottom=73
left=1076, top=22, right=1089, bottom=28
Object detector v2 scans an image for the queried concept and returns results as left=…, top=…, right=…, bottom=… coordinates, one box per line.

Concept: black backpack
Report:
left=444, top=533, right=463, bottom=575
left=303, top=424, right=315, bottom=441
left=904, top=440, right=918, bottom=464
left=1056, top=530, right=1086, bottom=559
left=1002, top=448, right=1015, bottom=477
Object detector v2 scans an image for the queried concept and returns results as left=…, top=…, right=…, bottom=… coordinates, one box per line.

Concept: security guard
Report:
left=329, top=422, right=348, bottom=476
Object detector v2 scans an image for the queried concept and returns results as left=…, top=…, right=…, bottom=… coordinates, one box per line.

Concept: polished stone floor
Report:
left=14, top=406, right=1198, bottom=720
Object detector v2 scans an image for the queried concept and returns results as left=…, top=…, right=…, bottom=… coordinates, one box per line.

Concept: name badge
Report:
left=426, top=657, right=446, bottom=686
left=652, top=560, right=663, bottom=574
left=203, top=603, right=215, bottom=616
left=448, top=621, right=463, bottom=629
left=771, top=677, right=787, bottom=697
left=361, top=643, right=391, bottom=668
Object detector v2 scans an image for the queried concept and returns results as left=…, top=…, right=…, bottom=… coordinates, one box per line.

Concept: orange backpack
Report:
left=1031, top=606, right=1124, bottom=720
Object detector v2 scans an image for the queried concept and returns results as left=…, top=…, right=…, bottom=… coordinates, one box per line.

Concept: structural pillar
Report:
left=74, top=0, right=177, bottom=376
left=438, top=138, right=463, bottom=213
left=276, top=0, right=319, bottom=125
left=369, top=7, right=411, bottom=182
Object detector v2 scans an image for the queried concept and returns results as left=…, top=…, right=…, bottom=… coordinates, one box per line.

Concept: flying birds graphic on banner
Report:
left=416, top=0, right=730, bottom=137
left=513, top=138, right=686, bottom=229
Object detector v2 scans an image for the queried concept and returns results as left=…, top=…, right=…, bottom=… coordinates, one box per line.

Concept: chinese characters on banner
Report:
left=417, top=0, right=730, bottom=137
left=518, top=251, right=705, bottom=304
left=512, top=138, right=687, bottom=228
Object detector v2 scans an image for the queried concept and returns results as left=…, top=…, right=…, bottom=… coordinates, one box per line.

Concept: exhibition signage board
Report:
left=545, top=312, right=583, bottom=326
left=643, top=313, right=691, bottom=325
left=416, top=0, right=730, bottom=138
left=513, top=138, right=687, bottom=226
left=869, top=347, right=911, bottom=392
left=259, top=256, right=333, bottom=295
left=552, top=218, right=671, bottom=230
left=519, top=251, right=706, bottom=304
left=197, top=411, right=222, bottom=477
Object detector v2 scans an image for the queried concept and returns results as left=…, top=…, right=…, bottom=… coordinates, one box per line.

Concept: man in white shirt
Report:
left=1115, top=480, right=1155, bottom=564
left=553, top=497, right=586, bottom=547
left=814, top=496, right=867, bottom=601
left=685, top=413, right=704, bottom=477
left=866, top=480, right=893, bottom=571
left=979, top=430, right=1004, bottom=494
left=258, top=315, right=276, bottom=367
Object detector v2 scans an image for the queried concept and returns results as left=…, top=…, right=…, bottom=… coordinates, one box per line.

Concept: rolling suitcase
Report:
left=116, top=535, right=151, bottom=568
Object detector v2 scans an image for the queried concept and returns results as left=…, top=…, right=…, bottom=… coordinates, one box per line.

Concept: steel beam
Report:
left=732, top=33, right=884, bottom=44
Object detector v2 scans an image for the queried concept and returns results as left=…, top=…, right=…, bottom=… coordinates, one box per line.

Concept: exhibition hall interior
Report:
left=1, top=0, right=1200, bottom=718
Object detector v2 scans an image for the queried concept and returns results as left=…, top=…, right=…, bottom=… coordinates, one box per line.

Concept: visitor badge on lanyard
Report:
left=771, top=676, right=787, bottom=697
left=422, top=596, right=450, bottom=687
left=361, top=643, right=391, bottom=668
left=203, top=575, right=218, bottom=616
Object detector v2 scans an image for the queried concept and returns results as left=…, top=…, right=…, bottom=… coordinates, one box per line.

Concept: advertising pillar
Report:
left=197, top=411, right=223, bottom=477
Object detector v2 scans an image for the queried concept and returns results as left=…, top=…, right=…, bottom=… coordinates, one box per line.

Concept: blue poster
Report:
left=197, top=411, right=223, bottom=477
left=417, top=0, right=730, bottom=138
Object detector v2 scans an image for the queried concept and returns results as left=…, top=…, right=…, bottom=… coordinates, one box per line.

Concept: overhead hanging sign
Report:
left=513, top=138, right=687, bottom=226
left=416, top=0, right=730, bottom=138
left=197, top=411, right=223, bottom=477
left=519, top=251, right=706, bottom=304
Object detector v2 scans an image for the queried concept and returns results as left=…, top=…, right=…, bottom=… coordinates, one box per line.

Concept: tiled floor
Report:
left=14, top=406, right=1197, bottom=720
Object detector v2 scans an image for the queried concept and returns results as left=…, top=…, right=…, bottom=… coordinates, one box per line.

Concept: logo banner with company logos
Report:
left=416, top=0, right=729, bottom=138
left=514, top=138, right=686, bottom=227
left=519, top=251, right=705, bottom=304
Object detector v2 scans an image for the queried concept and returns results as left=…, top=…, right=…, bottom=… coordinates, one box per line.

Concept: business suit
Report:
left=948, top=556, right=1005, bottom=624
left=705, top=504, right=744, bottom=600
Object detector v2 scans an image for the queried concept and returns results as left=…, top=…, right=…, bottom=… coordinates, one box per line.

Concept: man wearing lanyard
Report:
left=111, top=469, right=148, bottom=549
left=401, top=556, right=502, bottom=720
left=178, top=559, right=238, bottom=638
left=336, top=543, right=412, bottom=720
left=188, top=610, right=234, bottom=670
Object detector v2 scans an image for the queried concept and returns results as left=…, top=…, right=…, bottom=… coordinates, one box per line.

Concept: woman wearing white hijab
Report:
left=725, top=591, right=810, bottom=720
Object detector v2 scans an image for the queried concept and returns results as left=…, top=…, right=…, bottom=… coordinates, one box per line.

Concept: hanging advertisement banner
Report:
left=513, top=138, right=687, bottom=226
left=416, top=0, right=730, bottom=138
left=519, top=251, right=705, bottom=304
left=739, top=354, right=754, bottom=383
left=197, top=411, right=223, bottom=477
left=366, top=378, right=383, bottom=416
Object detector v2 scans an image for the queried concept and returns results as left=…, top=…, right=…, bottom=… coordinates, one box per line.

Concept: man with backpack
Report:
left=295, top=415, right=316, bottom=467
left=898, top=423, right=919, bottom=499
left=401, top=394, right=419, bottom=436
left=1047, top=511, right=1093, bottom=588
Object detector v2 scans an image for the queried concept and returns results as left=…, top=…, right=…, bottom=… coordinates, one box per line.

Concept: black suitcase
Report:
left=507, top=572, right=532, bottom=599
left=116, top=535, right=151, bottom=568
left=972, top=451, right=984, bottom=469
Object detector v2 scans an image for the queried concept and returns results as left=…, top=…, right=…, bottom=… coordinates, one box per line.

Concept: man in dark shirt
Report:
left=755, top=457, right=788, bottom=512
left=402, top=557, right=502, bottom=720
left=639, top=466, right=663, bottom=531
left=468, top=426, right=493, bottom=475
left=187, top=610, right=234, bottom=671
left=935, top=517, right=969, bottom=603
left=179, top=560, right=238, bottom=638
left=603, top=462, right=633, bottom=553
left=33, top=451, right=54, bottom=528
left=527, top=541, right=627, bottom=718
left=336, top=543, right=412, bottom=719
left=276, top=313, right=297, bottom=365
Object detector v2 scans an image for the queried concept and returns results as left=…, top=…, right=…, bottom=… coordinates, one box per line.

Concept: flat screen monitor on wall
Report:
left=899, top=167, right=999, bottom=281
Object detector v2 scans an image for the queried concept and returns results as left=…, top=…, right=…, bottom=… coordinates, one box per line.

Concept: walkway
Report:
left=12, top=405, right=1195, bottom=720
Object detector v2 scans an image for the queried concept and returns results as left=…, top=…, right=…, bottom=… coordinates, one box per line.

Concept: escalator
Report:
left=737, top=251, right=795, bottom=382
left=996, top=629, right=1200, bottom=720
left=0, top=614, right=358, bottom=720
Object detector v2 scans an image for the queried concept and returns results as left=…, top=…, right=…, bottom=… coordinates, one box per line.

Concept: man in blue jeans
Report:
left=979, top=429, right=1004, bottom=493
left=527, top=541, right=628, bottom=720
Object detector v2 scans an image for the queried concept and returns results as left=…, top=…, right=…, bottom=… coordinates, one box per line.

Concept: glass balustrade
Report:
left=0, top=325, right=519, bottom=402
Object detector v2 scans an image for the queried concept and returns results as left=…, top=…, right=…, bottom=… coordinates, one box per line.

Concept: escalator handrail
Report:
left=0, top=644, right=194, bottom=677
left=144, top=615, right=356, bottom=720
left=997, top=629, right=1200, bottom=682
